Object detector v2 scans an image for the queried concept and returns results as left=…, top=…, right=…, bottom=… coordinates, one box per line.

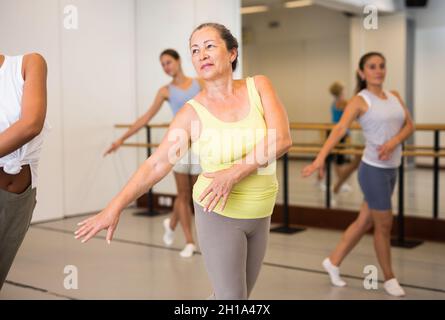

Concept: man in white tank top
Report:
left=0, top=53, right=48, bottom=290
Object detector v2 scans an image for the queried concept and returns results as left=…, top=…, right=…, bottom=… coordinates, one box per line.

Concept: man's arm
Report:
left=0, top=53, right=47, bottom=157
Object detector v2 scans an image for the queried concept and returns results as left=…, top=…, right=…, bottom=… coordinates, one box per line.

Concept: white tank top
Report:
left=0, top=55, right=49, bottom=188
left=357, top=89, right=405, bottom=168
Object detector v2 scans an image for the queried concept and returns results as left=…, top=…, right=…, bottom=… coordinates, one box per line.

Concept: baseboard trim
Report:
left=270, top=205, right=445, bottom=243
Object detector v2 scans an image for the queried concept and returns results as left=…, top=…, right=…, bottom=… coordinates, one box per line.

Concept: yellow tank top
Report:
left=188, top=77, right=278, bottom=219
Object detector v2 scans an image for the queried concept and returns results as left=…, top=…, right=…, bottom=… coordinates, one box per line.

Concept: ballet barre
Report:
left=288, top=122, right=445, bottom=220
left=288, top=122, right=445, bottom=248
left=115, top=122, right=444, bottom=247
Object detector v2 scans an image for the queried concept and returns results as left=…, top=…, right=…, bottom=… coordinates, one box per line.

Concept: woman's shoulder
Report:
left=190, top=90, right=204, bottom=102
left=251, top=74, right=271, bottom=86
left=388, top=89, right=402, bottom=100
left=247, top=75, right=273, bottom=94
left=350, top=93, right=370, bottom=110
left=175, top=100, right=200, bottom=122
left=184, top=92, right=206, bottom=112
left=158, top=85, right=170, bottom=98
left=387, top=90, right=406, bottom=108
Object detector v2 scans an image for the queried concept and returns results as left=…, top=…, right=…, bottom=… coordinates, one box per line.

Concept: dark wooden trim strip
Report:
left=272, top=205, right=445, bottom=243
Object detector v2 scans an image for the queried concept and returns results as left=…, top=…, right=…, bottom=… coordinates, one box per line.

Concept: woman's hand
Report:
left=301, top=158, right=325, bottom=179
left=378, top=139, right=397, bottom=161
left=199, top=167, right=239, bottom=213
left=74, top=205, right=121, bottom=244
left=103, top=139, right=123, bottom=157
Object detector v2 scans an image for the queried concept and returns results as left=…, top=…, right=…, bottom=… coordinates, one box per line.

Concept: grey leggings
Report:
left=193, top=202, right=271, bottom=300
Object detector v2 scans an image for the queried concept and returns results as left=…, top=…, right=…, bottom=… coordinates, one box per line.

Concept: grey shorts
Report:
left=0, top=185, right=37, bottom=289
left=358, top=161, right=397, bottom=211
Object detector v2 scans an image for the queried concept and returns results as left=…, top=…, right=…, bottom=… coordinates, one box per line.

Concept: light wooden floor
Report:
left=1, top=208, right=444, bottom=300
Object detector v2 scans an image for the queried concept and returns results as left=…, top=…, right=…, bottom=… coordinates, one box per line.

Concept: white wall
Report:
left=0, top=0, right=139, bottom=221
left=242, top=5, right=351, bottom=144
left=409, top=0, right=445, bottom=165
left=0, top=0, right=65, bottom=221
left=0, top=0, right=242, bottom=221
left=59, top=0, right=138, bottom=216
left=350, top=13, right=407, bottom=100
left=135, top=0, right=242, bottom=195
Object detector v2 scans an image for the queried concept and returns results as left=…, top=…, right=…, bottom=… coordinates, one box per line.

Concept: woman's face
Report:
left=190, top=27, right=236, bottom=80
left=359, top=55, right=386, bottom=87
left=160, top=54, right=180, bottom=77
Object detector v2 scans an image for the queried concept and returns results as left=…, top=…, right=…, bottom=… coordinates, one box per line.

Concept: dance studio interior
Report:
left=0, top=0, right=444, bottom=305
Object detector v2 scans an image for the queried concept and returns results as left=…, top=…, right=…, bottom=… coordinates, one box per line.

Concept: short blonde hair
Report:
left=329, top=81, right=344, bottom=97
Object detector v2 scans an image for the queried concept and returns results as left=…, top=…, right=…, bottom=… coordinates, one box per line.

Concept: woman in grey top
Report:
left=302, top=52, right=414, bottom=297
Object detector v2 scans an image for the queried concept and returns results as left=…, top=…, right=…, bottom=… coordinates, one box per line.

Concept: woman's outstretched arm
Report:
left=103, top=86, right=168, bottom=156
left=301, top=95, right=366, bottom=178
left=75, top=104, right=196, bottom=243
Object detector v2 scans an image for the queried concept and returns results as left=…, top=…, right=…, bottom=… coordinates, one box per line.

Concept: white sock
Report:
left=384, top=278, right=406, bottom=297
left=162, top=218, right=175, bottom=246
left=330, top=196, right=337, bottom=207
left=322, top=258, right=347, bottom=287
left=339, top=183, right=352, bottom=193
left=179, top=243, right=196, bottom=258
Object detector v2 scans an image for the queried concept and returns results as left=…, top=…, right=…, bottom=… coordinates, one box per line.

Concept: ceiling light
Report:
left=241, top=5, right=269, bottom=14
left=284, top=0, right=313, bottom=9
